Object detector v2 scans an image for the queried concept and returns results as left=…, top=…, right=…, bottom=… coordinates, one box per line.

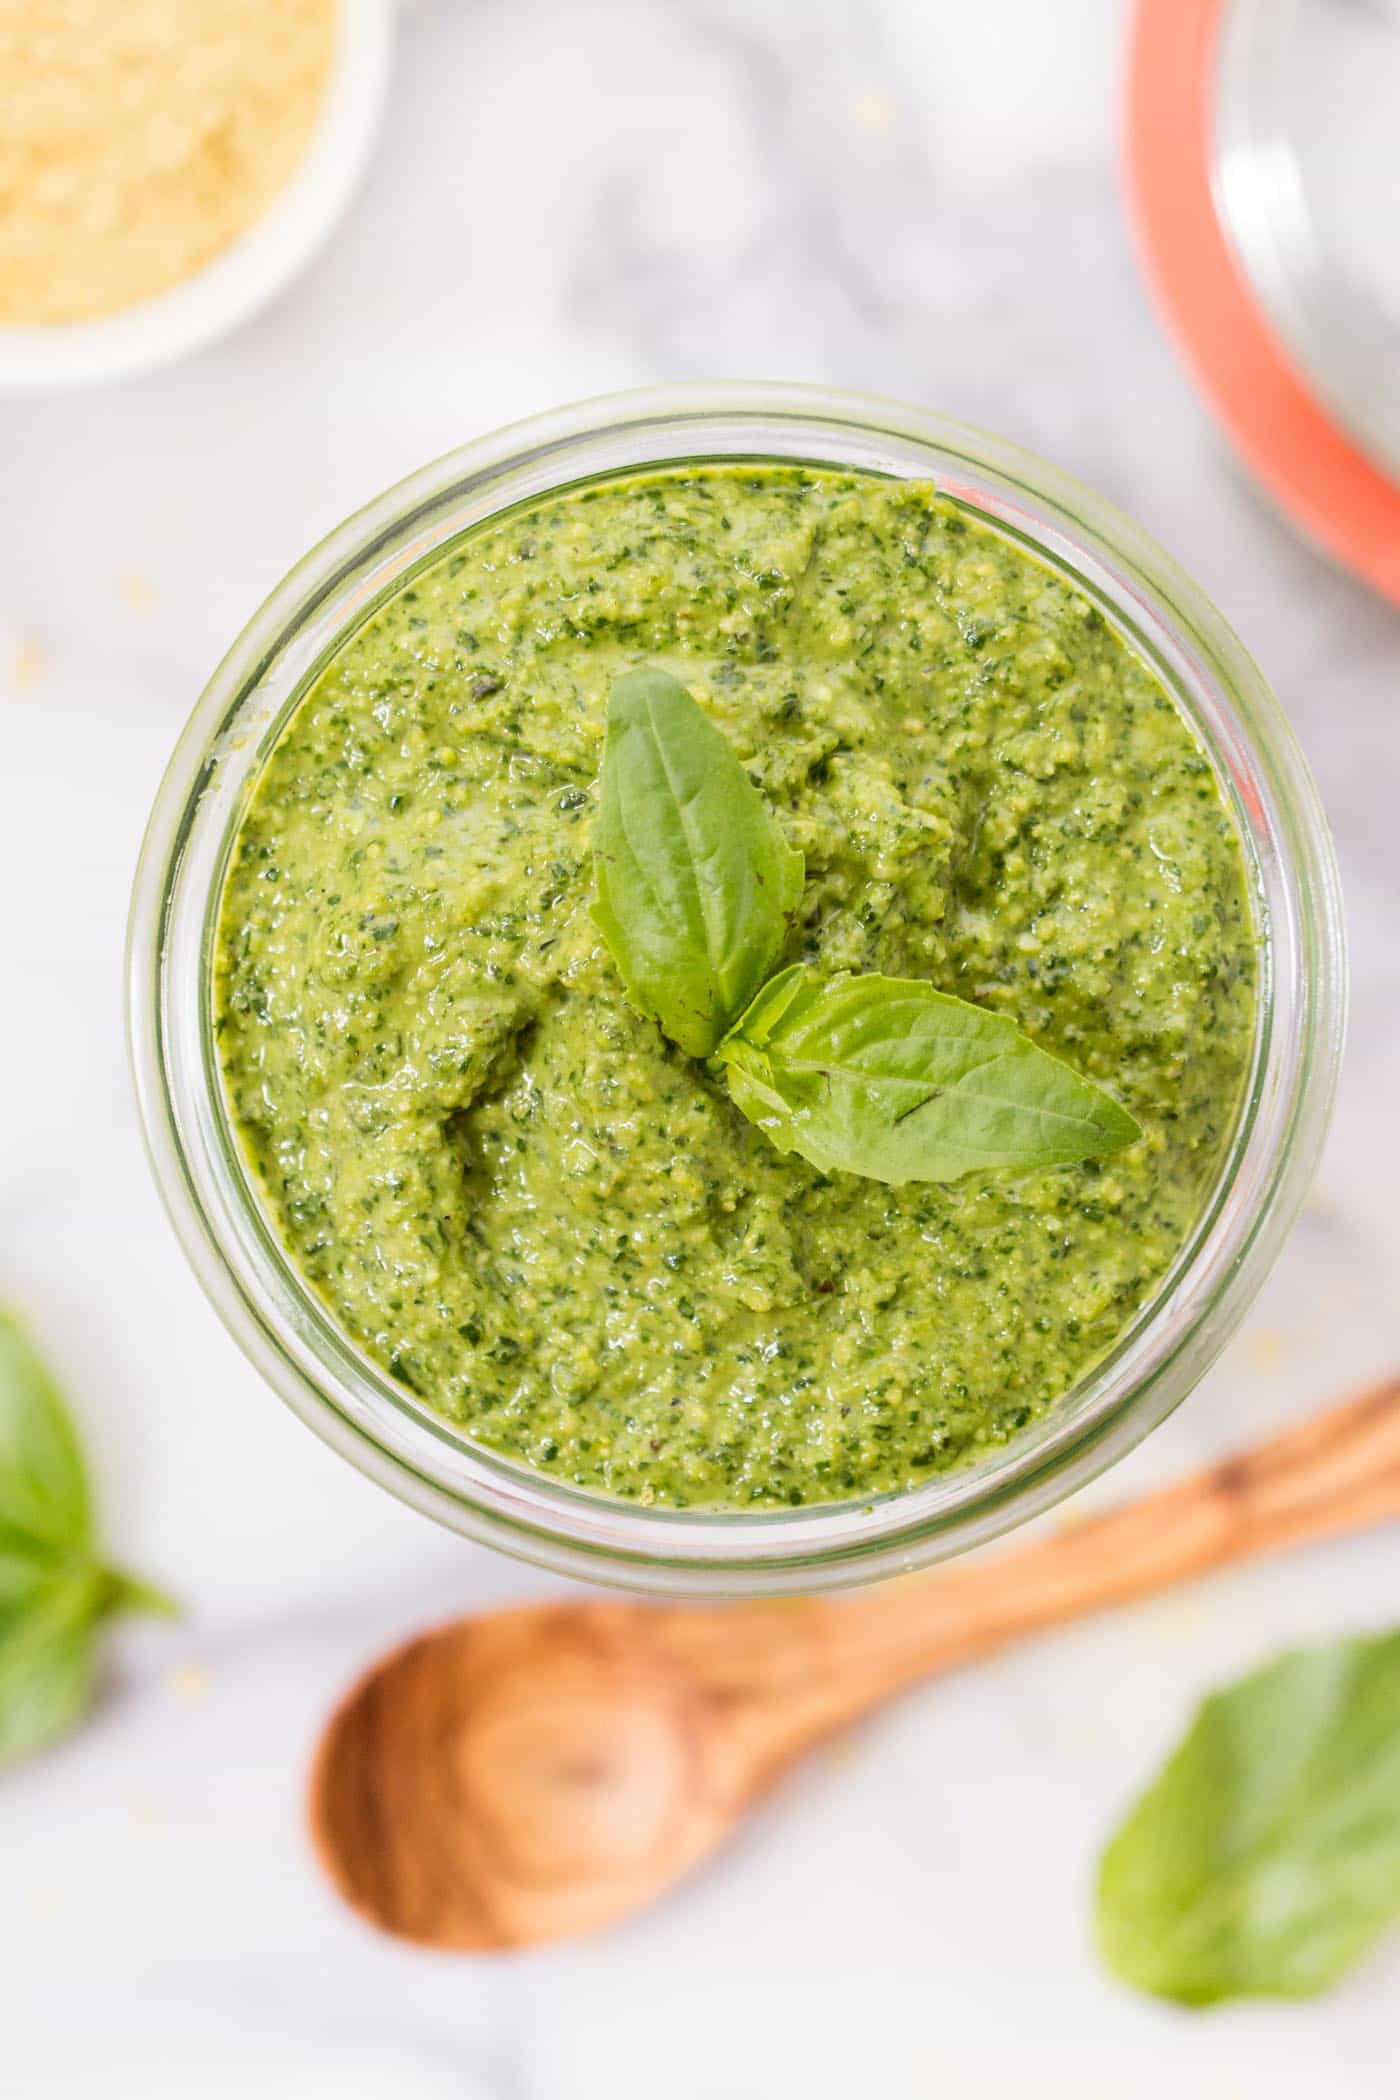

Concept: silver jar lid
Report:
left=1214, top=0, right=1400, bottom=482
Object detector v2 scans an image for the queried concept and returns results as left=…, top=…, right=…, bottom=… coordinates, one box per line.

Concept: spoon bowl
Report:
left=312, top=1606, right=735, bottom=1947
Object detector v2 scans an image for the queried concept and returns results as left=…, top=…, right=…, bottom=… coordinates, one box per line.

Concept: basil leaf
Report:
left=1096, top=1633, right=1400, bottom=2006
left=593, top=667, right=803, bottom=1057
left=0, top=1565, right=105, bottom=1766
left=0, top=1307, right=93, bottom=1558
left=0, top=1310, right=175, bottom=1767
left=717, top=965, right=1140, bottom=1184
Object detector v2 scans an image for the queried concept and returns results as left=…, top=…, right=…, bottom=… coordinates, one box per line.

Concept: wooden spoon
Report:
left=310, top=1375, right=1400, bottom=1951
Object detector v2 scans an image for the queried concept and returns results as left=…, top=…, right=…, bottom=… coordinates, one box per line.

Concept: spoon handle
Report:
left=819, top=1375, right=1400, bottom=1704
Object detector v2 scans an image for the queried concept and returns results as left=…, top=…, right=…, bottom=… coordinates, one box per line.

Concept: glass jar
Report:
left=127, top=385, right=1346, bottom=1596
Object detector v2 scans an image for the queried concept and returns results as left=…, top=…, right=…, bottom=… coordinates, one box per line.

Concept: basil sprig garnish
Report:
left=1097, top=1633, right=1400, bottom=2005
left=718, top=962, right=1140, bottom=1184
left=0, top=1309, right=174, bottom=1766
left=593, top=668, right=1140, bottom=1184
left=593, top=666, right=804, bottom=1057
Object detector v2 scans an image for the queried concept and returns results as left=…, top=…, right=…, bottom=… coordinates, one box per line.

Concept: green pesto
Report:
left=216, top=464, right=1256, bottom=1511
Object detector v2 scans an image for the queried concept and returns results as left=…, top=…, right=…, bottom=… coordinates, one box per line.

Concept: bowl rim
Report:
left=127, top=382, right=1347, bottom=1595
left=0, top=0, right=394, bottom=393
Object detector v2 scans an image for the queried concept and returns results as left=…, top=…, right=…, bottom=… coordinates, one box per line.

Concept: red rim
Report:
left=1125, top=0, right=1400, bottom=604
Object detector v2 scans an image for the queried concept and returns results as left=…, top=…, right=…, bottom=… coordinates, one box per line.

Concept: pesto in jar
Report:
left=216, top=464, right=1256, bottom=1510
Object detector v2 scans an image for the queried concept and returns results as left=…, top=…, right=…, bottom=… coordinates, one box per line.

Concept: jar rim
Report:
left=127, top=382, right=1346, bottom=1595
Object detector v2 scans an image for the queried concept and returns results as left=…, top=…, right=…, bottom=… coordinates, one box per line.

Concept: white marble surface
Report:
left=3, top=1, right=1399, bottom=2092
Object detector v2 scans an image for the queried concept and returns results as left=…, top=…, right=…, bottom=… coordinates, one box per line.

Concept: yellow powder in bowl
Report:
left=0, top=0, right=339, bottom=326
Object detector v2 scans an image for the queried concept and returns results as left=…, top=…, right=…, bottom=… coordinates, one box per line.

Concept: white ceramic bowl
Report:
left=0, top=0, right=394, bottom=393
